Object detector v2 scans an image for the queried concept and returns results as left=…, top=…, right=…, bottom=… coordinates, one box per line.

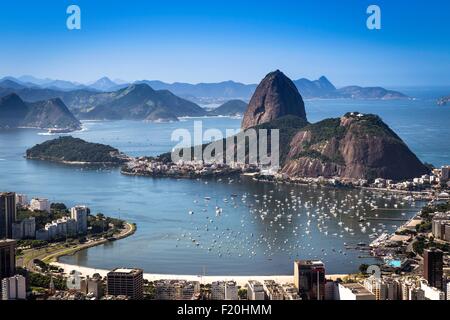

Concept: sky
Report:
left=0, top=0, right=449, bottom=87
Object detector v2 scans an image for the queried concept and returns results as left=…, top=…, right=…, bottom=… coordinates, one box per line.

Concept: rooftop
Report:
left=109, top=268, right=143, bottom=275
left=0, top=239, right=17, bottom=246
left=339, top=283, right=374, bottom=297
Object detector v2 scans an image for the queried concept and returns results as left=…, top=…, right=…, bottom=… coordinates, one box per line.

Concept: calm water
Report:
left=1, top=97, right=449, bottom=275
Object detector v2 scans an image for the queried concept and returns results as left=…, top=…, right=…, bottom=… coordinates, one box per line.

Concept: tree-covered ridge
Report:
left=293, top=112, right=404, bottom=164
left=155, top=115, right=308, bottom=166
left=26, top=136, right=127, bottom=164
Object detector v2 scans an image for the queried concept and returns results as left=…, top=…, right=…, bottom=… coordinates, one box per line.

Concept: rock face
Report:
left=0, top=93, right=80, bottom=130
left=281, top=112, right=429, bottom=180
left=241, top=70, right=307, bottom=129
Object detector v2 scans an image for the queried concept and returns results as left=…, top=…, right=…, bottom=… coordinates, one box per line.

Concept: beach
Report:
left=52, top=262, right=348, bottom=286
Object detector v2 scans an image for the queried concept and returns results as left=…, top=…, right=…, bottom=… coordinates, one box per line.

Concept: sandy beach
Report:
left=52, top=262, right=348, bottom=286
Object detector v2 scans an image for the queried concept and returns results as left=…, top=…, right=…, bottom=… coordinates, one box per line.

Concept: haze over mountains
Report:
left=0, top=93, right=81, bottom=130
left=80, top=83, right=206, bottom=121
left=0, top=73, right=408, bottom=126
left=0, top=74, right=408, bottom=106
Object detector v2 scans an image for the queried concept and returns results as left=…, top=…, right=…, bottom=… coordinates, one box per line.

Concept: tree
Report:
left=358, top=263, right=369, bottom=274
left=238, top=288, right=247, bottom=300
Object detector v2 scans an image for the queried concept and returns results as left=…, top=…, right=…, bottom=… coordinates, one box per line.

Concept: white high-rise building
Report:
left=211, top=281, right=225, bottom=300
left=30, top=198, right=50, bottom=212
left=2, top=275, right=26, bottom=300
left=420, top=281, right=445, bottom=300
left=70, top=205, right=89, bottom=234
left=224, top=281, right=238, bottom=300
left=247, top=280, right=265, bottom=300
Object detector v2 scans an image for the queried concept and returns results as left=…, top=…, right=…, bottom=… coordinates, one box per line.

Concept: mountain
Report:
left=0, top=79, right=29, bottom=90
left=191, top=70, right=427, bottom=181
left=281, top=112, right=429, bottom=180
left=88, top=77, right=119, bottom=91
left=0, top=93, right=30, bottom=127
left=437, top=96, right=450, bottom=106
left=24, top=98, right=81, bottom=130
left=16, top=75, right=53, bottom=86
left=1, top=75, right=409, bottom=108
left=26, top=136, right=127, bottom=164
left=337, top=86, right=407, bottom=100
left=241, top=70, right=307, bottom=129
left=0, top=93, right=80, bottom=130
left=293, top=76, right=337, bottom=98
left=138, top=80, right=256, bottom=102
left=207, top=99, right=248, bottom=116
left=81, top=83, right=206, bottom=121
left=134, top=76, right=407, bottom=102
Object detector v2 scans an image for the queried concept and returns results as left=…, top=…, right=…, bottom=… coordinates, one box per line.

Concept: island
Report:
left=25, top=136, right=129, bottom=165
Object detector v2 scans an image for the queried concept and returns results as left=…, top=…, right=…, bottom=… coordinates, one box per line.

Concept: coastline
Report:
left=18, top=222, right=136, bottom=270
left=51, top=261, right=348, bottom=286
left=26, top=156, right=124, bottom=166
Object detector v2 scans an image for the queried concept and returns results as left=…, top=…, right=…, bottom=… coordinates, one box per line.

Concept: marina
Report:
left=1, top=97, right=449, bottom=275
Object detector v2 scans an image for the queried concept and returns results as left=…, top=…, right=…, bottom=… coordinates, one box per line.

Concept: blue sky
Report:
left=0, top=0, right=449, bottom=86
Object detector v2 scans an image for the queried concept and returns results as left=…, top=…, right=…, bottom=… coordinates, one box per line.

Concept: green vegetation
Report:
left=415, top=221, right=432, bottom=233
left=413, top=236, right=450, bottom=255
left=303, top=118, right=345, bottom=146
left=144, top=281, right=156, bottom=300
left=254, top=115, right=309, bottom=166
left=17, top=207, right=67, bottom=229
left=156, top=115, right=308, bottom=166
left=26, top=136, right=126, bottom=164
left=17, top=239, right=48, bottom=249
left=295, top=149, right=345, bottom=165
left=87, top=213, right=125, bottom=238
left=358, top=263, right=369, bottom=274
left=238, top=288, right=247, bottom=300
left=29, top=271, right=66, bottom=290
left=342, top=112, right=400, bottom=139
left=420, top=201, right=450, bottom=219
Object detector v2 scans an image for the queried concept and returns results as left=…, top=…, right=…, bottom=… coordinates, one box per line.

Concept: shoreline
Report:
left=26, top=156, right=124, bottom=166
left=19, top=222, right=136, bottom=270
left=48, top=222, right=136, bottom=264
left=51, top=261, right=348, bottom=286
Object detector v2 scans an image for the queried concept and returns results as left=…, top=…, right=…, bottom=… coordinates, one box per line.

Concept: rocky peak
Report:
left=241, top=70, right=307, bottom=129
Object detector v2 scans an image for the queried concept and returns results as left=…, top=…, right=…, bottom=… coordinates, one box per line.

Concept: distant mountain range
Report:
left=0, top=93, right=80, bottom=130
left=1, top=75, right=408, bottom=104
left=207, top=100, right=247, bottom=116
left=79, top=83, right=206, bottom=121
left=0, top=74, right=409, bottom=124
